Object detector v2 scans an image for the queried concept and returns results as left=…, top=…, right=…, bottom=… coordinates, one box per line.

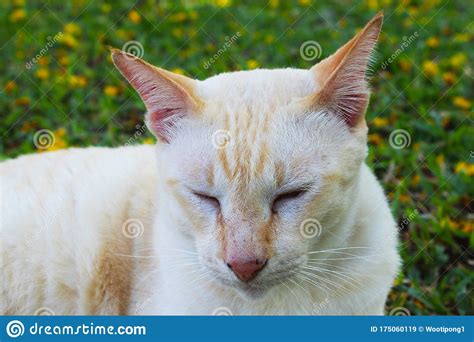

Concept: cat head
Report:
left=112, top=13, right=383, bottom=298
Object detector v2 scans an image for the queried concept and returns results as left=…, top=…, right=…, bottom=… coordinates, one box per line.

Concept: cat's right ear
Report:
left=110, top=48, right=204, bottom=143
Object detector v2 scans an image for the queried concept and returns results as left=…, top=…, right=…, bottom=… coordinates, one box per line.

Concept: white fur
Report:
left=1, top=66, right=399, bottom=315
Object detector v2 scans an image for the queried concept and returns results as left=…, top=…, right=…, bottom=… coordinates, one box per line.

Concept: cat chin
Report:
left=235, top=285, right=269, bottom=300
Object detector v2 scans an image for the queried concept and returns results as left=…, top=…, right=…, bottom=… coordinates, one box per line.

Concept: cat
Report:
left=1, top=12, right=400, bottom=315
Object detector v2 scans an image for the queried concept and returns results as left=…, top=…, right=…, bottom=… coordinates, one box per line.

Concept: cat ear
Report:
left=307, top=12, right=383, bottom=128
left=111, top=49, right=203, bottom=142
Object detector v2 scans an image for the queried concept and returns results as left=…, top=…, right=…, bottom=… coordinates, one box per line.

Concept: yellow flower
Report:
left=4, top=80, right=17, bottom=93
left=246, top=59, right=259, bottom=69
left=104, top=85, right=120, bottom=97
left=128, top=10, right=141, bottom=24
left=454, top=33, right=470, bottom=43
left=372, top=117, right=389, bottom=127
left=44, top=128, right=68, bottom=152
left=143, top=137, right=155, bottom=145
left=442, top=72, right=456, bottom=85
left=56, top=127, right=66, bottom=137
left=101, top=3, right=112, bottom=13
left=449, top=53, right=467, bottom=69
left=20, top=121, right=34, bottom=133
left=10, top=9, right=26, bottom=22
left=35, top=68, right=49, bottom=80
left=68, top=75, right=87, bottom=88
left=368, top=133, right=382, bottom=145
left=452, top=96, right=471, bottom=110
left=189, top=11, right=198, bottom=20
left=64, top=22, right=81, bottom=35
left=461, top=221, right=473, bottom=234
left=15, top=96, right=31, bottom=106
left=367, top=0, right=379, bottom=10
left=455, top=161, right=474, bottom=176
left=264, top=34, right=275, bottom=44
left=171, top=12, right=187, bottom=23
left=426, top=37, right=440, bottom=48
left=38, top=57, right=48, bottom=66
left=422, top=60, right=438, bottom=78
left=172, top=28, right=184, bottom=38
left=399, top=194, right=411, bottom=203
left=411, top=174, right=421, bottom=187
left=399, top=59, right=412, bottom=72
left=214, top=0, right=231, bottom=7
left=436, top=154, right=445, bottom=167
left=59, top=33, right=78, bottom=48
left=59, top=56, right=70, bottom=66
left=172, top=68, right=185, bottom=75
left=270, top=0, right=279, bottom=8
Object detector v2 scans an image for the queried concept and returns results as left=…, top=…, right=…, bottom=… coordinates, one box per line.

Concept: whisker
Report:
left=306, top=246, right=373, bottom=254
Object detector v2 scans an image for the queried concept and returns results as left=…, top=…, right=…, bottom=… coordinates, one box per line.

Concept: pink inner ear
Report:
left=112, top=51, right=197, bottom=143
left=147, top=108, right=186, bottom=143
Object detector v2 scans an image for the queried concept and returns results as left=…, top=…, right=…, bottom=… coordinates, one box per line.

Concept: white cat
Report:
left=1, top=13, right=400, bottom=315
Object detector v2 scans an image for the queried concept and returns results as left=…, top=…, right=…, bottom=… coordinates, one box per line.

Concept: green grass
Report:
left=1, top=0, right=472, bottom=315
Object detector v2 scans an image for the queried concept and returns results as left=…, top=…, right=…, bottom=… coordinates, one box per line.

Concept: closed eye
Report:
left=192, top=191, right=220, bottom=210
left=272, top=189, right=307, bottom=213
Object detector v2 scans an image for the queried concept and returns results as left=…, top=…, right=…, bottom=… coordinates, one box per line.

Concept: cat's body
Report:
left=1, top=13, right=400, bottom=315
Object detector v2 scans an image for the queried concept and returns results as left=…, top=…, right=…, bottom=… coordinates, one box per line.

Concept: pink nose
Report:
left=226, top=258, right=267, bottom=282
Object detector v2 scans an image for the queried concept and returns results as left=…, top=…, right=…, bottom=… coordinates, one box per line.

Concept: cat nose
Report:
left=226, top=258, right=267, bottom=282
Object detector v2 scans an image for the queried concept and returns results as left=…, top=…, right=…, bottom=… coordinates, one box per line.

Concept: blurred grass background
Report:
left=0, top=0, right=472, bottom=315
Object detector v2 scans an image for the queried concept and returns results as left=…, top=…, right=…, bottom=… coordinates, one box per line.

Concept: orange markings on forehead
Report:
left=218, top=147, right=233, bottom=180
left=254, top=142, right=269, bottom=177
left=206, top=164, right=214, bottom=187
left=274, top=161, right=286, bottom=188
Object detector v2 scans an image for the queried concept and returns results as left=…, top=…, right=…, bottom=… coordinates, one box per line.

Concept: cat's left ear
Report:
left=110, top=49, right=204, bottom=142
left=306, top=12, right=383, bottom=129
